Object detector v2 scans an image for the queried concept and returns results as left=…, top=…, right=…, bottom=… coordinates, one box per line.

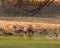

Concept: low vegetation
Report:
left=0, top=17, right=59, bottom=48
left=0, top=19, right=59, bottom=39
left=0, top=36, right=60, bottom=48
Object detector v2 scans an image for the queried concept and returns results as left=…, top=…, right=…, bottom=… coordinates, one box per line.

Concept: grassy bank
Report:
left=0, top=36, right=60, bottom=48
left=0, top=17, right=60, bottom=48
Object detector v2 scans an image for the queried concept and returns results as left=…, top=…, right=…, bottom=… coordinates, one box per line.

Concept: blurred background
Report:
left=0, top=0, right=60, bottom=18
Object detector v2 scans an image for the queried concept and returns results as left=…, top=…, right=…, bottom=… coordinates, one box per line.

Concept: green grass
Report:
left=0, top=36, right=60, bottom=48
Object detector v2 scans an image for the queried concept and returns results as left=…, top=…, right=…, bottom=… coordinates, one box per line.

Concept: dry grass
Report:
left=0, top=20, right=60, bottom=32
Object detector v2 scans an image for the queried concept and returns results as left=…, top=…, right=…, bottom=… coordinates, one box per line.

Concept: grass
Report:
left=0, top=17, right=60, bottom=24
left=0, top=17, right=60, bottom=48
left=0, top=36, right=60, bottom=48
